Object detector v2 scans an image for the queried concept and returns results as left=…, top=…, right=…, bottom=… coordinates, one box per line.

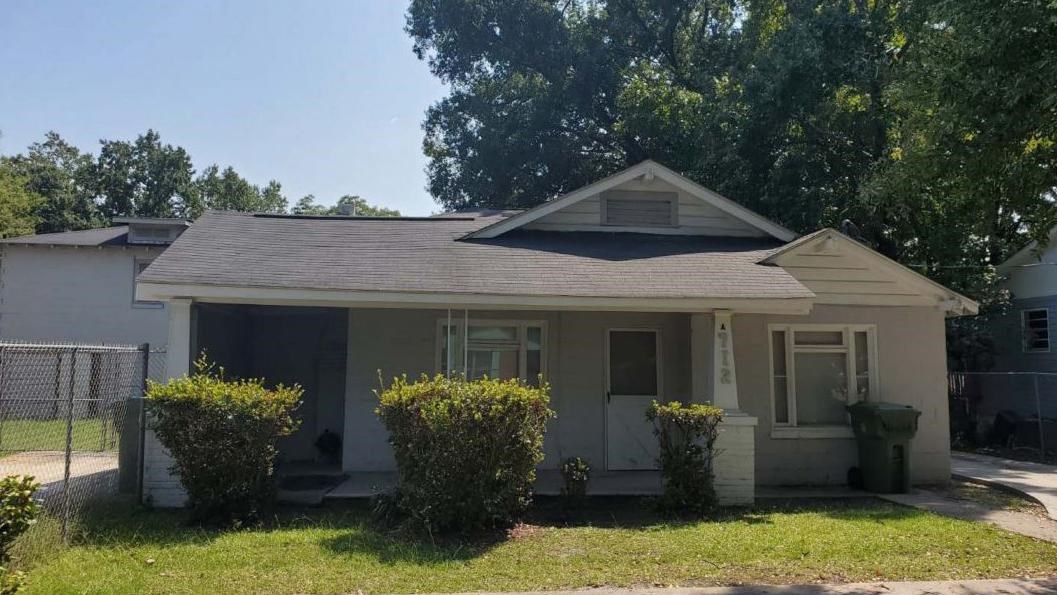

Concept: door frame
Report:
left=603, top=327, right=663, bottom=471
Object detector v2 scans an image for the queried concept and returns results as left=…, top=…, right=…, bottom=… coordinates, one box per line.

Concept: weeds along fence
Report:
left=0, top=341, right=166, bottom=541
left=949, top=371, right=1057, bottom=462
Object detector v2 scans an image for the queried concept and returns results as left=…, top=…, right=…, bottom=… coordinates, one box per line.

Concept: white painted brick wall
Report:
left=713, top=414, right=757, bottom=505
left=142, top=429, right=187, bottom=508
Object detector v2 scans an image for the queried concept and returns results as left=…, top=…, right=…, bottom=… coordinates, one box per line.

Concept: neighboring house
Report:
left=136, top=161, right=977, bottom=507
left=994, top=228, right=1057, bottom=373
left=0, top=217, right=189, bottom=347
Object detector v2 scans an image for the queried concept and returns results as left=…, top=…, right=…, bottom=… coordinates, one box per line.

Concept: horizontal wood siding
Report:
left=992, top=295, right=1057, bottom=373
left=524, top=178, right=767, bottom=237
left=778, top=251, right=932, bottom=306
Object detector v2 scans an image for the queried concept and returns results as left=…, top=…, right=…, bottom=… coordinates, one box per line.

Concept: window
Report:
left=769, top=325, right=877, bottom=437
left=132, top=258, right=162, bottom=308
left=1023, top=309, right=1050, bottom=353
left=438, top=320, right=545, bottom=386
left=601, top=191, right=677, bottom=227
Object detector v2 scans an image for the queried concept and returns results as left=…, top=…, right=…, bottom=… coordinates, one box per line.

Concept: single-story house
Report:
left=137, top=161, right=977, bottom=506
left=0, top=217, right=188, bottom=348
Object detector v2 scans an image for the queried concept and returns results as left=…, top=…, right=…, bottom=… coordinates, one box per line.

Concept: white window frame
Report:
left=434, top=319, right=547, bottom=383
left=1021, top=308, right=1050, bottom=353
left=600, top=190, right=678, bottom=228
left=767, top=324, right=878, bottom=439
left=132, top=257, right=163, bottom=309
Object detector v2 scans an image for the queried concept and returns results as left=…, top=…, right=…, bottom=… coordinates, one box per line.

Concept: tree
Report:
left=292, top=194, right=400, bottom=217
left=1, top=132, right=101, bottom=233
left=195, top=166, right=287, bottom=215
left=405, top=0, right=1057, bottom=298
left=0, top=163, right=42, bottom=238
left=864, top=0, right=1057, bottom=289
left=92, top=130, right=198, bottom=219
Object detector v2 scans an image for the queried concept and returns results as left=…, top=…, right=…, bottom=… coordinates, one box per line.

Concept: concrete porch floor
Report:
left=322, top=469, right=666, bottom=500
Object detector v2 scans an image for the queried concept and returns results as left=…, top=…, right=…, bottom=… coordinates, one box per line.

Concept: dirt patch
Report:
left=932, top=480, right=1049, bottom=519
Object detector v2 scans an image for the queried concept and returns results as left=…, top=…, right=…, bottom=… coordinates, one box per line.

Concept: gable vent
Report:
left=602, top=191, right=677, bottom=227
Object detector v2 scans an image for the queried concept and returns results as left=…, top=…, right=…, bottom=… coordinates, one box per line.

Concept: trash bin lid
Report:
left=847, top=401, right=921, bottom=434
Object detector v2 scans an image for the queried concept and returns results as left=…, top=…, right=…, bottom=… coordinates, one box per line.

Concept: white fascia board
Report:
left=465, top=160, right=797, bottom=242
left=135, top=282, right=815, bottom=315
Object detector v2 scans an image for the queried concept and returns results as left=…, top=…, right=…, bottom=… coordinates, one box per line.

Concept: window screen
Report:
left=1023, top=309, right=1050, bottom=352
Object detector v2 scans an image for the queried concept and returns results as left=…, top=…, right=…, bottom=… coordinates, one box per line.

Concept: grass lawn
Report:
left=0, top=418, right=114, bottom=455
left=16, top=497, right=1057, bottom=594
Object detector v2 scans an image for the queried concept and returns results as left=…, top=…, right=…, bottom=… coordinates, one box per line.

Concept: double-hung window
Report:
left=438, top=320, right=545, bottom=386
left=1022, top=309, right=1050, bottom=353
left=769, top=324, right=877, bottom=438
left=132, top=258, right=162, bottom=308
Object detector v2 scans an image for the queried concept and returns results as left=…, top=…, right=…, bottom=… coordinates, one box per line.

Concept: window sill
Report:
left=133, top=301, right=165, bottom=310
left=770, top=426, right=855, bottom=440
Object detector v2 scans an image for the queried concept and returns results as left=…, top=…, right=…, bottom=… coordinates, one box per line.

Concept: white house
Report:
left=136, top=161, right=977, bottom=507
left=0, top=217, right=189, bottom=348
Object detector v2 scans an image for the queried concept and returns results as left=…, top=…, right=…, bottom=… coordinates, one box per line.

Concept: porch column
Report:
left=165, top=298, right=193, bottom=378
left=143, top=297, right=193, bottom=508
left=709, top=310, right=757, bottom=506
left=712, top=310, right=739, bottom=409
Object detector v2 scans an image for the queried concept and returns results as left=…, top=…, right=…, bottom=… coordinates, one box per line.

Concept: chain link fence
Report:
left=0, top=341, right=164, bottom=540
left=949, top=371, right=1057, bottom=463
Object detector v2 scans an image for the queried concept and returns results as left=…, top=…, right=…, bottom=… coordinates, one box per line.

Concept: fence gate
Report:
left=0, top=341, right=156, bottom=540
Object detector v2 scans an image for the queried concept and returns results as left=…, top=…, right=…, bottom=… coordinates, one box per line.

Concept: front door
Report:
left=605, top=329, right=661, bottom=470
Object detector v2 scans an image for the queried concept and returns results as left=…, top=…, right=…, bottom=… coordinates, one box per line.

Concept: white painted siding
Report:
left=524, top=178, right=767, bottom=237
left=0, top=245, right=170, bottom=346
left=776, top=246, right=935, bottom=307
left=1004, top=242, right=1057, bottom=300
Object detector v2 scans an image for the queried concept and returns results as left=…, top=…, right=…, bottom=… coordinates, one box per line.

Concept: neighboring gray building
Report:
left=135, top=160, right=977, bottom=507
left=0, top=217, right=189, bottom=348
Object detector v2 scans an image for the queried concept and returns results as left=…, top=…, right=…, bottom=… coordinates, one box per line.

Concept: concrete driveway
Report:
left=0, top=450, right=119, bottom=507
left=952, top=451, right=1057, bottom=520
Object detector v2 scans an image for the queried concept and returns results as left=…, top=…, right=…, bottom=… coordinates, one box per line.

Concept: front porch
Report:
left=147, top=301, right=764, bottom=507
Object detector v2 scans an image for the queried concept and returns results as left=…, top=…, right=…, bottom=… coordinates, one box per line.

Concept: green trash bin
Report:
left=847, top=402, right=921, bottom=493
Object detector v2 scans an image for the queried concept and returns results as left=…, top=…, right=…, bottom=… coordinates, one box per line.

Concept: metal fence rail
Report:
left=949, top=371, right=1057, bottom=462
left=0, top=341, right=160, bottom=541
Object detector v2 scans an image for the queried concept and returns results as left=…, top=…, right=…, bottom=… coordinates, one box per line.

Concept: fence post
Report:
left=61, top=347, right=77, bottom=543
left=0, top=346, right=6, bottom=452
left=1034, top=374, right=1046, bottom=461
left=137, top=344, right=150, bottom=504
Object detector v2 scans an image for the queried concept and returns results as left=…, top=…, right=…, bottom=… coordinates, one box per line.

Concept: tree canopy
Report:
left=406, top=0, right=1057, bottom=295
left=0, top=163, right=42, bottom=239
left=292, top=194, right=401, bottom=217
left=0, top=130, right=399, bottom=234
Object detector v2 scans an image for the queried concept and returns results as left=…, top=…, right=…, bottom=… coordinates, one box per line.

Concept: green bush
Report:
left=646, top=401, right=723, bottom=515
left=560, top=457, right=591, bottom=510
left=0, top=475, right=40, bottom=594
left=376, top=374, right=553, bottom=533
left=147, top=359, right=303, bottom=525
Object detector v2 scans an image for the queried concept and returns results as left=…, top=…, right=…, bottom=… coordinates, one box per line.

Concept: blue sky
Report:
left=0, top=1, right=448, bottom=215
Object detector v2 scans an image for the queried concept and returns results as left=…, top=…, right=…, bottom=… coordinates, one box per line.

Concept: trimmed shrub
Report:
left=559, top=457, right=591, bottom=510
left=646, top=400, right=724, bottom=515
left=0, top=475, right=40, bottom=594
left=376, top=374, right=553, bottom=533
left=147, top=359, right=303, bottom=525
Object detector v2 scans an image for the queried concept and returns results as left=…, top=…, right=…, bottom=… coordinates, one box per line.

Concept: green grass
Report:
left=16, top=498, right=1057, bottom=594
left=0, top=419, right=114, bottom=454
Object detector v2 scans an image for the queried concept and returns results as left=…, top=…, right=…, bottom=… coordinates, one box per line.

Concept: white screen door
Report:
left=605, top=329, right=661, bottom=470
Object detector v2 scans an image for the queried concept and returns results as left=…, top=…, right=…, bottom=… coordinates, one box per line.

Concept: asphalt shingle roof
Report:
left=0, top=226, right=130, bottom=247
left=139, top=211, right=814, bottom=300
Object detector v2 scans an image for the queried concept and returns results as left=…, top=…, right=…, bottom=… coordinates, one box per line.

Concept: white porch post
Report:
left=165, top=298, right=193, bottom=378
left=143, top=297, right=193, bottom=507
left=707, top=310, right=757, bottom=506
left=712, top=310, right=738, bottom=409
